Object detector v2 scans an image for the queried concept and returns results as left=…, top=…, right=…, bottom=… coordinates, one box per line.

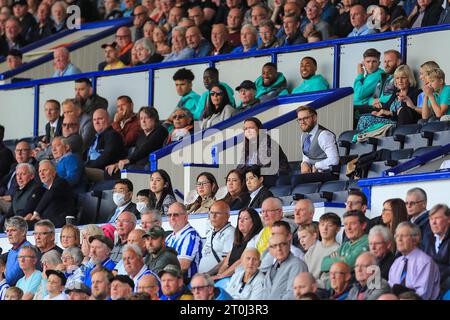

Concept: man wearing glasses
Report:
left=111, top=211, right=137, bottom=264
left=16, top=245, right=42, bottom=300
left=98, top=26, right=133, bottom=70
left=33, top=220, right=63, bottom=269
left=297, top=105, right=339, bottom=183
left=405, top=187, right=431, bottom=240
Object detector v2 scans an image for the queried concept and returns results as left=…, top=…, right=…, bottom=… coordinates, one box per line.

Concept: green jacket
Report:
left=321, top=234, right=369, bottom=272
left=177, top=90, right=200, bottom=120
left=291, top=74, right=330, bottom=94
left=353, top=69, right=384, bottom=105
left=197, top=81, right=236, bottom=119
left=255, top=72, right=289, bottom=101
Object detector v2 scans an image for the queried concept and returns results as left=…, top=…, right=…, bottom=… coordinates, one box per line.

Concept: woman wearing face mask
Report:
left=186, top=172, right=219, bottom=214
left=222, top=169, right=250, bottom=211
left=135, top=189, right=155, bottom=215
left=148, top=169, right=176, bottom=215
left=200, top=84, right=235, bottom=130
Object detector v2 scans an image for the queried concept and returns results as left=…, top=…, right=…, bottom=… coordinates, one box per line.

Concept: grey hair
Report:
left=16, top=163, right=36, bottom=177
left=35, top=219, right=56, bottom=233
left=241, top=23, right=257, bottom=36
left=63, top=247, right=84, bottom=265
left=357, top=251, right=377, bottom=265
left=141, top=209, right=162, bottom=223
left=135, top=37, right=156, bottom=56
left=4, top=216, right=28, bottom=233
left=118, top=211, right=137, bottom=225
left=406, top=187, right=427, bottom=202
left=191, top=273, right=215, bottom=287
left=175, top=107, right=193, bottom=120
left=369, top=225, right=393, bottom=243
left=172, top=26, right=187, bottom=37
left=396, top=221, right=421, bottom=241
left=19, top=245, right=39, bottom=257
left=122, top=243, right=143, bottom=258
left=39, top=159, right=56, bottom=171
left=41, top=250, right=62, bottom=266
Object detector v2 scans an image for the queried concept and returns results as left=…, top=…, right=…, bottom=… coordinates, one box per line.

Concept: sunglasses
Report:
left=210, top=91, right=223, bottom=96
left=173, top=114, right=186, bottom=120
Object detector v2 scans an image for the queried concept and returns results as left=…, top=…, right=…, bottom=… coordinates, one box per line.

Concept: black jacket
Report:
left=422, top=229, right=450, bottom=288
left=409, top=0, right=443, bottom=27
left=0, top=34, right=27, bottom=57
left=81, top=94, right=108, bottom=116
left=0, top=159, right=38, bottom=197
left=19, top=12, right=37, bottom=43
left=210, top=42, right=235, bottom=55
left=8, top=180, right=45, bottom=218
left=278, top=30, right=306, bottom=46
left=135, top=53, right=164, bottom=66
left=85, top=126, right=126, bottom=169
left=128, top=125, right=168, bottom=166
left=0, top=143, right=15, bottom=181
left=246, top=187, right=273, bottom=209
left=43, top=116, right=63, bottom=143
left=29, top=19, right=56, bottom=43
left=378, top=250, right=396, bottom=281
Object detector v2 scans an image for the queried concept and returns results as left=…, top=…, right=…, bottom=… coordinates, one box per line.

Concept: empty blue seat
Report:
left=76, top=192, right=100, bottom=225
left=319, top=180, right=348, bottom=192
left=413, top=146, right=442, bottom=157
left=269, top=185, right=292, bottom=197
left=291, top=182, right=322, bottom=195
left=96, top=190, right=115, bottom=223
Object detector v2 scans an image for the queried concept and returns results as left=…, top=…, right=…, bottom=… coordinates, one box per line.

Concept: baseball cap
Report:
left=7, top=49, right=22, bottom=58
left=89, top=235, right=114, bottom=251
left=142, top=226, right=165, bottom=239
left=235, top=80, right=256, bottom=91
left=12, top=0, right=27, bottom=7
left=45, top=269, right=67, bottom=286
left=158, top=264, right=182, bottom=279
left=111, top=275, right=135, bottom=290
left=65, top=282, right=91, bottom=296
left=101, top=42, right=118, bottom=49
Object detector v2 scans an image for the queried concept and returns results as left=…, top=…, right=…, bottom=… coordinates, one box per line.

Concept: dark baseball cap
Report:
left=158, top=264, right=182, bottom=279
left=65, top=282, right=91, bottom=296
left=45, top=269, right=67, bottom=286
left=89, top=235, right=114, bottom=251
left=111, top=275, right=135, bottom=290
left=142, top=226, right=165, bottom=239
left=101, top=41, right=118, bottom=49
left=7, top=49, right=22, bottom=58
left=12, top=0, right=27, bottom=7
left=235, top=80, right=256, bottom=91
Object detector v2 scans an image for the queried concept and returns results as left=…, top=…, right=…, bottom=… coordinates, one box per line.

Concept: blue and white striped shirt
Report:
left=165, top=224, right=202, bottom=279
left=132, top=265, right=160, bottom=292
left=0, top=279, right=10, bottom=300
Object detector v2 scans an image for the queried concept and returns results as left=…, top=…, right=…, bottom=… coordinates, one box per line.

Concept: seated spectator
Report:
left=12, top=0, right=36, bottom=42
left=231, top=24, right=258, bottom=54
left=29, top=2, right=55, bottom=43
left=213, top=207, right=264, bottom=280
left=170, top=68, right=200, bottom=122
left=134, top=37, right=164, bottom=65
left=302, top=1, right=330, bottom=40
left=84, top=235, right=116, bottom=287
left=65, top=282, right=91, bottom=300
left=291, top=199, right=317, bottom=250
left=422, top=204, right=450, bottom=293
left=0, top=17, right=27, bottom=57
left=34, top=99, right=63, bottom=160
left=421, top=68, right=450, bottom=121
left=60, top=114, right=83, bottom=156
left=439, top=0, right=450, bottom=24
left=84, top=108, right=126, bottom=182
left=209, top=23, right=235, bottom=55
left=51, top=137, right=86, bottom=192
left=293, top=272, right=328, bottom=300
left=321, top=210, right=369, bottom=274
left=291, top=56, right=330, bottom=94
left=61, top=247, right=83, bottom=285
left=227, top=8, right=243, bottom=47
left=122, top=0, right=138, bottom=17
left=152, top=26, right=171, bottom=55
left=297, top=105, right=339, bottom=183
left=380, top=198, right=408, bottom=249
left=52, top=47, right=81, bottom=77
left=164, top=107, right=194, bottom=145
left=357, top=65, right=420, bottom=130
left=61, top=99, right=94, bottom=154
left=369, top=225, right=395, bottom=281
left=0, top=256, right=9, bottom=299
left=405, top=187, right=431, bottom=239
left=262, top=233, right=308, bottom=299
left=390, top=15, right=409, bottom=30
left=244, top=165, right=273, bottom=208
left=140, top=208, right=163, bottom=232
left=136, top=273, right=160, bottom=300
left=33, top=250, right=62, bottom=301
left=186, top=172, right=218, bottom=214
left=347, top=4, right=377, bottom=37
left=4, top=287, right=24, bottom=300
left=255, top=62, right=289, bottom=102
left=328, top=261, right=352, bottom=299
left=298, top=223, right=319, bottom=253
left=188, top=5, right=211, bottom=40
left=110, top=275, right=134, bottom=300
left=332, top=0, right=355, bottom=38
left=143, top=226, right=180, bottom=274
left=158, top=264, right=193, bottom=300
left=233, top=80, right=260, bottom=115
left=250, top=4, right=270, bottom=31
left=372, top=5, right=392, bottom=33
left=389, top=221, right=440, bottom=300
left=74, top=78, right=108, bottom=116
left=132, top=5, right=149, bottom=41
left=16, top=245, right=41, bottom=300
left=110, top=96, right=140, bottom=149
left=409, top=0, right=443, bottom=28
left=0, top=125, right=14, bottom=181
left=416, top=61, right=440, bottom=109
left=163, top=26, right=194, bottom=62
left=121, top=244, right=158, bottom=290
left=33, top=220, right=63, bottom=268
left=185, top=25, right=211, bottom=58
left=43, top=270, right=67, bottom=300
left=6, top=49, right=23, bottom=70
left=50, top=1, right=67, bottom=33
left=257, top=20, right=279, bottom=49
left=98, top=26, right=132, bottom=71
left=90, top=266, right=113, bottom=300
left=106, top=179, right=139, bottom=223
left=279, top=13, right=306, bottom=46
left=200, top=84, right=234, bottom=130
left=307, top=30, right=323, bottom=43
left=104, top=0, right=123, bottom=20
left=148, top=169, right=176, bottom=215
left=101, top=42, right=126, bottom=71
left=142, top=20, right=156, bottom=42
left=222, top=169, right=250, bottom=211
left=190, top=273, right=233, bottom=300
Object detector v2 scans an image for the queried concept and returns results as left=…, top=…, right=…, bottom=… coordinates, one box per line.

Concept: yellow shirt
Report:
left=256, top=226, right=272, bottom=254
left=104, top=60, right=127, bottom=70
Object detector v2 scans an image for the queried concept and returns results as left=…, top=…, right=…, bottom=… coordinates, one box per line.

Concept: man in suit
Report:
left=85, top=108, right=126, bottom=182
left=34, top=99, right=63, bottom=161
left=0, top=124, right=15, bottom=181
left=107, top=178, right=139, bottom=223
left=62, top=98, right=95, bottom=153
left=244, top=165, right=273, bottom=209
left=262, top=233, right=308, bottom=299
left=405, top=187, right=431, bottom=240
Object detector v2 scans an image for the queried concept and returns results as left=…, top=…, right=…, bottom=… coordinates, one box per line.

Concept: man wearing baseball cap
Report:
left=233, top=80, right=260, bottom=116
left=101, top=42, right=126, bottom=71
left=83, top=235, right=116, bottom=288
left=143, top=226, right=180, bottom=275
left=44, top=270, right=67, bottom=300
left=110, top=274, right=134, bottom=300
left=12, top=0, right=36, bottom=43
left=65, top=282, right=91, bottom=300
left=158, top=264, right=193, bottom=300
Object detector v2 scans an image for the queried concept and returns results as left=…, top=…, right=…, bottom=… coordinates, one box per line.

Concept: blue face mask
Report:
left=113, top=193, right=126, bottom=207
left=136, top=201, right=147, bottom=213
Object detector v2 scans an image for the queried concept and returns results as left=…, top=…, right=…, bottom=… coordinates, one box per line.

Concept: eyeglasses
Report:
left=62, top=123, right=78, bottom=128
left=196, top=181, right=211, bottom=187
left=261, top=209, right=280, bottom=214
left=137, top=285, right=157, bottom=290
left=269, top=241, right=289, bottom=249
left=167, top=213, right=184, bottom=218
left=405, top=200, right=424, bottom=206
left=33, top=231, right=52, bottom=236
left=173, top=114, right=187, bottom=120
left=209, top=211, right=227, bottom=216
left=210, top=91, right=223, bottom=96
left=394, top=234, right=413, bottom=239
left=18, top=255, right=36, bottom=259
left=15, top=148, right=30, bottom=153
left=191, top=285, right=211, bottom=291
left=296, top=115, right=313, bottom=123
left=116, top=219, right=133, bottom=225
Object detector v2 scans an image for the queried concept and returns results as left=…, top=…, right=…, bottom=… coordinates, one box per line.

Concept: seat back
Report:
left=76, top=192, right=100, bottom=225
left=269, top=185, right=292, bottom=197
left=96, top=190, right=116, bottom=223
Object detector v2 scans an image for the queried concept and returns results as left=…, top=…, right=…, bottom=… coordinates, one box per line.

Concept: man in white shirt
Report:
left=44, top=270, right=67, bottom=300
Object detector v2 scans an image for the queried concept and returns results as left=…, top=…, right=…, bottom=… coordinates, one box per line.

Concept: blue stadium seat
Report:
left=347, top=180, right=361, bottom=190
left=319, top=180, right=348, bottom=192
left=413, top=146, right=442, bottom=157
left=269, top=185, right=292, bottom=197
left=432, top=130, right=450, bottom=146
left=76, top=192, right=100, bottom=225
left=275, top=174, right=291, bottom=186
left=390, top=148, right=414, bottom=160
left=291, top=182, right=322, bottom=195
left=96, top=190, right=115, bottom=223
left=338, top=130, right=376, bottom=156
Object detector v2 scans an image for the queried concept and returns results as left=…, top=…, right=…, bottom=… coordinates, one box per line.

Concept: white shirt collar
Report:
left=250, top=186, right=263, bottom=199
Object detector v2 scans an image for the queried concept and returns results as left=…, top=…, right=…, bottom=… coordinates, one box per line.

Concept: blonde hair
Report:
left=299, top=223, right=319, bottom=235
left=394, top=64, right=416, bottom=87
left=420, top=61, right=440, bottom=73
left=426, top=68, right=446, bottom=82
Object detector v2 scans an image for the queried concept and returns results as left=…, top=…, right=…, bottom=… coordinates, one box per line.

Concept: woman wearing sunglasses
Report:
left=200, top=84, right=235, bottom=130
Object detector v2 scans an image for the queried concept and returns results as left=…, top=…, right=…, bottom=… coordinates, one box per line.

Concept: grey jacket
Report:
left=346, top=279, right=391, bottom=300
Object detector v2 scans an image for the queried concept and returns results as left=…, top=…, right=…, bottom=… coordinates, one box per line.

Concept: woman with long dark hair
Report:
left=200, top=84, right=235, bottom=130
left=381, top=198, right=408, bottom=251
left=148, top=169, right=176, bottom=215
left=186, top=172, right=219, bottom=214
left=212, top=207, right=264, bottom=280
left=222, top=169, right=250, bottom=211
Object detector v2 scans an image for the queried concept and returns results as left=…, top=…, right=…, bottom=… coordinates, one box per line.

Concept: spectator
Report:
left=60, top=114, right=83, bottom=156
left=421, top=68, right=450, bottom=121
left=29, top=2, right=55, bottom=43
left=369, top=225, right=395, bottom=281
left=0, top=17, right=26, bottom=57
left=143, top=226, right=180, bottom=274
left=34, top=246, right=62, bottom=300
left=302, top=0, right=330, bottom=40
left=332, top=0, right=355, bottom=38
left=227, top=8, right=243, bottom=47
left=297, top=105, right=339, bottom=183
left=186, top=172, right=218, bottom=214
left=50, top=1, right=67, bottom=32
left=209, top=23, right=235, bottom=55
left=381, top=0, right=406, bottom=21
left=292, top=199, right=316, bottom=250
left=101, top=42, right=126, bottom=71
left=110, top=95, right=140, bottom=149
left=255, top=62, right=289, bottom=102
left=104, top=0, right=123, bottom=20
left=244, top=165, right=273, bottom=208
left=190, top=273, right=233, bottom=300
left=347, top=4, right=377, bottom=37
left=307, top=30, right=323, bottom=43
left=133, top=5, right=149, bottom=41
left=165, top=202, right=202, bottom=281
left=293, top=272, right=327, bottom=299
left=405, top=187, right=431, bottom=240
left=422, top=204, right=450, bottom=293
left=233, top=80, right=260, bottom=115
left=148, top=169, right=176, bottom=215
left=162, top=6, right=184, bottom=34
left=158, top=264, right=193, bottom=300
left=64, top=282, right=91, bottom=300
left=33, top=220, right=63, bottom=267
left=113, top=26, right=133, bottom=66
left=409, top=0, right=443, bottom=28
left=231, top=24, right=258, bottom=54
left=52, top=137, right=85, bottom=192
left=222, top=169, right=250, bottom=211
left=245, top=0, right=265, bottom=25
left=83, top=235, right=116, bottom=287
left=188, top=5, right=211, bottom=40
left=213, top=207, right=264, bottom=280
left=134, top=37, right=164, bottom=65
left=140, top=208, right=162, bottom=231
left=225, top=248, right=265, bottom=300
left=35, top=99, right=63, bottom=156
left=3, top=216, right=32, bottom=285
left=59, top=224, right=80, bottom=250
left=122, top=0, right=138, bottom=17
left=390, top=15, right=410, bottom=30
left=61, top=247, right=83, bottom=287
left=137, top=273, right=160, bottom=300
left=84, top=108, right=126, bottom=182
left=152, top=26, right=171, bottom=55
left=110, top=210, right=137, bottom=265
left=257, top=19, right=279, bottom=49
left=185, top=25, right=211, bottom=58
left=278, top=13, right=306, bottom=46
left=11, top=0, right=35, bottom=43
left=317, top=0, right=338, bottom=23
left=142, top=20, right=156, bottom=42
left=304, top=213, right=341, bottom=279
left=328, top=261, right=352, bottom=299
left=51, top=47, right=81, bottom=77
left=251, top=4, right=269, bottom=30
left=4, top=287, right=24, bottom=300
left=6, top=48, right=23, bottom=70
left=380, top=198, right=408, bottom=247
left=79, top=224, right=104, bottom=264
left=74, top=78, right=108, bottom=116
left=163, top=26, right=195, bottom=62
left=135, top=189, right=152, bottom=214
left=262, top=233, right=308, bottom=299
left=321, top=210, right=369, bottom=273
left=16, top=245, right=41, bottom=300
left=171, top=68, right=200, bottom=121
left=291, top=56, right=330, bottom=94
left=43, top=270, right=67, bottom=300
left=165, top=107, right=194, bottom=145
left=0, top=125, right=14, bottom=181
left=416, top=61, right=440, bottom=108
left=90, top=266, right=113, bottom=300
left=200, top=83, right=234, bottom=130
left=389, top=221, right=440, bottom=300
left=372, top=5, right=392, bottom=33
left=0, top=256, right=9, bottom=299
left=438, top=0, right=450, bottom=24
left=122, top=244, right=158, bottom=291
left=61, top=99, right=95, bottom=153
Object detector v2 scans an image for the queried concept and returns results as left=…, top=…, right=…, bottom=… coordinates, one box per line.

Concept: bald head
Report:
left=209, top=200, right=230, bottom=230
left=293, top=272, right=317, bottom=299
left=377, top=293, right=399, bottom=300
left=92, top=108, right=109, bottom=133
left=53, top=47, right=70, bottom=71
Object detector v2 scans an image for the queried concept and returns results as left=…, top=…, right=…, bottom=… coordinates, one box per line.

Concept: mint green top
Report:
left=255, top=72, right=289, bottom=99
left=291, top=74, right=330, bottom=94
left=368, top=74, right=394, bottom=106
left=428, top=85, right=450, bottom=115
left=353, top=69, right=384, bottom=105
left=178, top=90, right=201, bottom=120
left=321, top=234, right=369, bottom=272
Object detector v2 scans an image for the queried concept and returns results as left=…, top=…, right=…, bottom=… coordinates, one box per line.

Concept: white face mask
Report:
left=136, top=201, right=147, bottom=213
left=113, top=193, right=126, bottom=207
